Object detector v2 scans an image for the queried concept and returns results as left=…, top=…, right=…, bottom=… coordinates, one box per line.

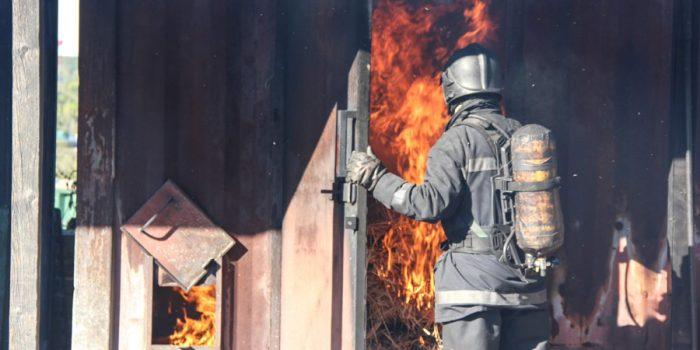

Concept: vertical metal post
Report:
left=337, top=6, right=372, bottom=350
left=339, top=50, right=370, bottom=350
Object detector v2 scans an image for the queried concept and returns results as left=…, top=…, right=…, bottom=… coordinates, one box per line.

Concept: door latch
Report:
left=321, top=178, right=356, bottom=204
left=320, top=178, right=344, bottom=202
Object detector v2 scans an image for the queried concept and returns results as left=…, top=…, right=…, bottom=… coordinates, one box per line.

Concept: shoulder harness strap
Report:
left=465, top=113, right=514, bottom=140
left=460, top=118, right=499, bottom=157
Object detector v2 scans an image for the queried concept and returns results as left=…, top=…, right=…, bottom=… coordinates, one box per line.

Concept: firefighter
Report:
left=346, top=43, right=549, bottom=350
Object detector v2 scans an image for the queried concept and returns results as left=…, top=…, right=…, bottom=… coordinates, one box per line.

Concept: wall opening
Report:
left=367, top=0, right=495, bottom=348
left=151, top=268, right=220, bottom=348
left=47, top=0, right=78, bottom=348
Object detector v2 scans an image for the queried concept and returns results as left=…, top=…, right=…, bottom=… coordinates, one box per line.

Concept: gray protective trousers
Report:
left=441, top=307, right=550, bottom=350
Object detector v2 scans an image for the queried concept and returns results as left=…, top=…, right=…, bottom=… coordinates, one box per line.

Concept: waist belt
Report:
left=440, top=225, right=509, bottom=254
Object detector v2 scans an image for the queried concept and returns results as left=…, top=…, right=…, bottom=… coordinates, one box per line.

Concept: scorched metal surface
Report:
left=121, top=180, right=235, bottom=291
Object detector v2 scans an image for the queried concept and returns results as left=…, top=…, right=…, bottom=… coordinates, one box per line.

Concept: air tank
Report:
left=511, top=124, right=564, bottom=257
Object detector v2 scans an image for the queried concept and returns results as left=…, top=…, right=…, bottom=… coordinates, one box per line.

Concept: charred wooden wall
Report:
left=76, top=0, right=366, bottom=349
left=495, top=1, right=693, bottom=349
left=75, top=0, right=699, bottom=349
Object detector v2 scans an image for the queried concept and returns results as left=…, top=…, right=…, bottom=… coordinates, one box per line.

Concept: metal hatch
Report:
left=121, top=180, right=235, bottom=291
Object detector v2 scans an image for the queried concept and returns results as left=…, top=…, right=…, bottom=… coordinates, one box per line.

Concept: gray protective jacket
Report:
left=372, top=99, right=547, bottom=323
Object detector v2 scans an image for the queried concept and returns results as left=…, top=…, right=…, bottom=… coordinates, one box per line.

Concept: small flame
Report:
left=370, top=0, right=496, bottom=313
left=168, top=285, right=216, bottom=346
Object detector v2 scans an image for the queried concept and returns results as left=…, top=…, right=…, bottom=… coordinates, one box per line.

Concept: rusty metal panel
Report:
left=121, top=181, right=235, bottom=291
left=78, top=0, right=286, bottom=348
left=115, top=0, right=167, bottom=348
left=500, top=1, right=675, bottom=348
left=111, top=0, right=286, bottom=348
left=221, top=0, right=284, bottom=349
left=280, top=106, right=340, bottom=349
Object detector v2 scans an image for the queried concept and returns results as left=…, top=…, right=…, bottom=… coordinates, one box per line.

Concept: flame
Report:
left=168, top=285, right=216, bottom=346
left=370, top=0, right=495, bottom=312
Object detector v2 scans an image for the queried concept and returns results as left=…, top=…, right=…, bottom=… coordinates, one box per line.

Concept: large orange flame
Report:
left=168, top=285, right=216, bottom=346
left=370, top=0, right=495, bottom=313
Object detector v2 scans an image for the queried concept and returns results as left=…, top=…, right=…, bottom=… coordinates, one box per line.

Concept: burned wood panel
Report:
left=161, top=0, right=227, bottom=228
left=76, top=0, right=366, bottom=347
left=72, top=0, right=117, bottom=349
left=603, top=1, right=672, bottom=346
left=222, top=0, right=284, bottom=349
left=115, top=0, right=167, bottom=348
left=158, top=5, right=230, bottom=348
left=501, top=0, right=674, bottom=348
left=76, top=0, right=288, bottom=347
left=160, top=0, right=229, bottom=237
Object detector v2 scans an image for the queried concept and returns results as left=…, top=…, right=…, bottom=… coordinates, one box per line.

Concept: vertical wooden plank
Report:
left=162, top=1, right=228, bottom=346
left=9, top=0, right=46, bottom=349
left=162, top=0, right=227, bottom=223
left=223, top=0, right=284, bottom=348
left=116, top=0, right=166, bottom=348
left=71, top=0, right=117, bottom=349
left=0, top=0, right=12, bottom=348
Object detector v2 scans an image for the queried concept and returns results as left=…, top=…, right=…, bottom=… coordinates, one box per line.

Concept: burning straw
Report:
left=367, top=204, right=442, bottom=349
left=367, top=0, right=495, bottom=348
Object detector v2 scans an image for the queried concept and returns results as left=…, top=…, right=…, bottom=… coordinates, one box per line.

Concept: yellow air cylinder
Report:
left=511, top=124, right=564, bottom=256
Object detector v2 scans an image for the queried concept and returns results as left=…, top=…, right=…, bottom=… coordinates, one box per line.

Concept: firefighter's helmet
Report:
left=441, top=43, right=503, bottom=111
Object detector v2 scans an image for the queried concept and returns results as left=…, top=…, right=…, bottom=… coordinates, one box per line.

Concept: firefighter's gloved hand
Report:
left=347, top=147, right=386, bottom=191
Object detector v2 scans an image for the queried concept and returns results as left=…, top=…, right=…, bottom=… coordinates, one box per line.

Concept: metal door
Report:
left=336, top=51, right=370, bottom=350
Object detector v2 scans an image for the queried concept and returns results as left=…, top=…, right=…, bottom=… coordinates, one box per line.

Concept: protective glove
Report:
left=346, top=147, right=386, bottom=191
